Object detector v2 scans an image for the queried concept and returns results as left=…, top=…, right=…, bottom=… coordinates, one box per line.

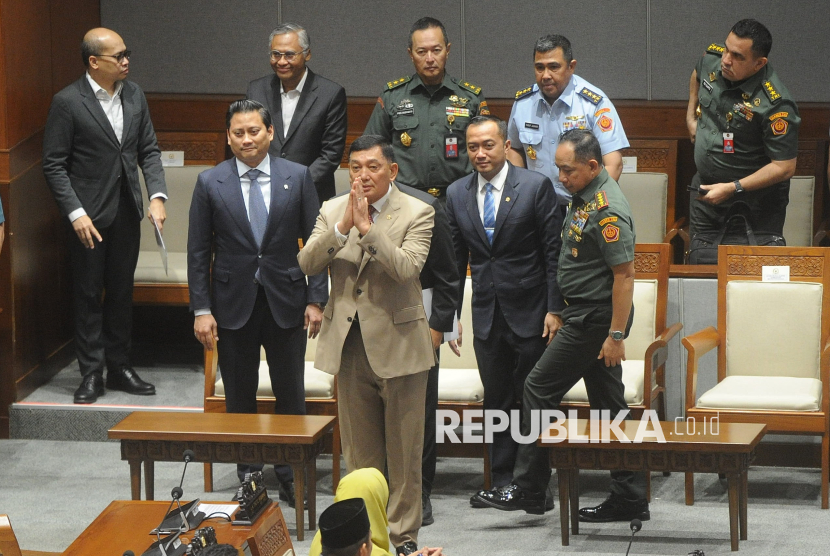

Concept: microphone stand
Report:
left=625, top=518, right=642, bottom=556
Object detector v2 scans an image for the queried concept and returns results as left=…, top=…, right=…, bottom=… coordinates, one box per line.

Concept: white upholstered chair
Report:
left=683, top=245, right=830, bottom=508
left=618, top=172, right=688, bottom=251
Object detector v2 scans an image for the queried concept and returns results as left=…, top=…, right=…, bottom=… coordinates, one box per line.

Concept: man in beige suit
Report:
left=298, top=135, right=435, bottom=555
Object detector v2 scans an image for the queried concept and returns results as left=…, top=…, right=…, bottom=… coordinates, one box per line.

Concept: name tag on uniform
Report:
left=702, top=80, right=713, bottom=93
left=723, top=132, right=734, bottom=153
left=524, top=122, right=540, bottom=130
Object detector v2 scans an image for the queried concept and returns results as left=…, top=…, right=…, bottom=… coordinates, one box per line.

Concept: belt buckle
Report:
left=427, top=188, right=441, bottom=198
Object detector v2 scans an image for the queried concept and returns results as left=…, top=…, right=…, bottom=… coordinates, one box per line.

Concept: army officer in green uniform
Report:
left=686, top=19, right=799, bottom=253
left=364, top=16, right=489, bottom=202
left=472, top=129, right=648, bottom=522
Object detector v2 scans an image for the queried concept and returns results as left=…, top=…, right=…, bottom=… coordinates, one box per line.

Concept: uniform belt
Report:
left=563, top=297, right=610, bottom=306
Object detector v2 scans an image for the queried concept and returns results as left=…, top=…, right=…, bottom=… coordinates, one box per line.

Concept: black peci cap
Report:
left=319, top=498, right=370, bottom=549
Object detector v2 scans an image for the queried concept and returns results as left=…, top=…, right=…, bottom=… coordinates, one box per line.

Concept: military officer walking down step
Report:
left=506, top=34, right=629, bottom=205
left=472, top=130, right=649, bottom=523
left=364, top=16, right=481, bottom=529
left=686, top=19, right=799, bottom=262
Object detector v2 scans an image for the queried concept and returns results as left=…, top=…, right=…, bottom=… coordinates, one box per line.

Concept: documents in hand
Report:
left=150, top=214, right=168, bottom=276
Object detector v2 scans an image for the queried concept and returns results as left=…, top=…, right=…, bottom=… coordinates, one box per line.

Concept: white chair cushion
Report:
left=134, top=251, right=188, bottom=283
left=440, top=277, right=477, bottom=370
left=214, top=361, right=335, bottom=399
left=561, top=359, right=645, bottom=405
left=783, top=176, right=815, bottom=247
left=726, top=281, right=822, bottom=379
left=438, top=368, right=484, bottom=402
left=617, top=172, right=668, bottom=243
left=626, top=279, right=657, bottom=357
left=697, top=375, right=822, bottom=411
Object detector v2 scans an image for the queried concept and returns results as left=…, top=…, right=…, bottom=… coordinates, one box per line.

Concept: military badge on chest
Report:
left=569, top=209, right=589, bottom=238
left=395, top=99, right=414, bottom=117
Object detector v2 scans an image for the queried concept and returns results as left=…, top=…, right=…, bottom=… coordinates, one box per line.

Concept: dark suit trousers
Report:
left=512, top=304, right=646, bottom=501
left=473, top=300, right=547, bottom=488
left=69, top=189, right=140, bottom=376
left=218, top=287, right=307, bottom=483
left=422, top=350, right=439, bottom=495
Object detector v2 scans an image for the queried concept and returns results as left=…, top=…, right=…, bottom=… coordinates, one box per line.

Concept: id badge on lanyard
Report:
left=723, top=132, right=734, bottom=154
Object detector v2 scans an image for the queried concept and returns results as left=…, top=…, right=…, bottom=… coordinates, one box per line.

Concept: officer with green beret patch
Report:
left=686, top=19, right=799, bottom=258
left=364, top=17, right=488, bottom=203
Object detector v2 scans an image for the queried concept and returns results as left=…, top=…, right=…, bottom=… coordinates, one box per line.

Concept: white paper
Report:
left=622, top=156, right=638, bottom=173
left=762, top=265, right=789, bottom=282
left=197, top=503, right=239, bottom=518
left=150, top=214, right=168, bottom=275
left=161, top=151, right=185, bottom=167
left=422, top=287, right=459, bottom=342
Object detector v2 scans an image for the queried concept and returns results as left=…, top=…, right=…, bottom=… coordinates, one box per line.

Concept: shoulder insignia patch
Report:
left=479, top=100, right=491, bottom=115
left=459, top=81, right=482, bottom=95
left=578, top=87, right=603, bottom=105
left=515, top=86, right=533, bottom=100
left=602, top=224, right=620, bottom=243
left=599, top=216, right=618, bottom=227
left=769, top=111, right=789, bottom=121
left=706, top=43, right=725, bottom=56
left=386, top=75, right=411, bottom=90
left=770, top=118, right=789, bottom=136
left=595, top=191, right=609, bottom=210
left=595, top=107, right=610, bottom=117
left=763, top=80, right=781, bottom=103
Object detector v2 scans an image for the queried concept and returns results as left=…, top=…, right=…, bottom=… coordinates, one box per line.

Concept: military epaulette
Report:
left=386, top=75, right=411, bottom=90
left=595, top=191, right=609, bottom=210
left=706, top=43, right=725, bottom=56
left=577, top=87, right=603, bottom=105
left=762, top=80, right=782, bottom=103
left=515, top=86, right=533, bottom=100
left=459, top=80, right=482, bottom=95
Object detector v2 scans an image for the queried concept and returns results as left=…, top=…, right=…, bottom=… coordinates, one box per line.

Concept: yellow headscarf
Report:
left=309, top=468, right=393, bottom=556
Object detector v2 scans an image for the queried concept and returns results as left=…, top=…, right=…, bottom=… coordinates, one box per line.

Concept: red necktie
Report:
left=369, top=205, right=378, bottom=223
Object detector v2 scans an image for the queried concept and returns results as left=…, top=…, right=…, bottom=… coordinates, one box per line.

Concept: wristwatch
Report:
left=733, top=180, right=744, bottom=194
left=609, top=330, right=624, bottom=341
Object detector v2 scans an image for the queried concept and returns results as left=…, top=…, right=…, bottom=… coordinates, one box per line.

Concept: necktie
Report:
left=483, top=183, right=495, bottom=244
left=246, top=169, right=267, bottom=247
left=368, top=205, right=378, bottom=224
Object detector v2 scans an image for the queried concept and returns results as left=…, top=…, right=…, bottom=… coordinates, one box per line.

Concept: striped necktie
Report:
left=483, top=183, right=495, bottom=244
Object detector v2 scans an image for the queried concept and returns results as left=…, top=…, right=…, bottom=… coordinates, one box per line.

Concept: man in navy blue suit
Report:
left=445, top=115, right=564, bottom=502
left=187, top=99, right=328, bottom=506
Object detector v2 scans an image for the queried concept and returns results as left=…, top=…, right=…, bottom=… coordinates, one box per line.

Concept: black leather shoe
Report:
left=469, top=484, right=547, bottom=515
left=470, top=486, right=554, bottom=511
left=74, top=373, right=104, bottom=404
left=578, top=494, right=650, bottom=523
left=395, top=541, right=419, bottom=555
left=107, top=366, right=156, bottom=395
left=421, top=493, right=434, bottom=526
left=277, top=479, right=307, bottom=509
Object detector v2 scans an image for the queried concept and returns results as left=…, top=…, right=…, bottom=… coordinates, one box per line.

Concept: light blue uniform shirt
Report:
left=507, top=74, right=629, bottom=201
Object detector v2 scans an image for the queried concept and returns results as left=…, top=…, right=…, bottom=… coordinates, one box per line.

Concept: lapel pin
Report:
left=283, top=184, right=289, bottom=189
left=386, top=215, right=392, bottom=220
left=505, top=197, right=511, bottom=202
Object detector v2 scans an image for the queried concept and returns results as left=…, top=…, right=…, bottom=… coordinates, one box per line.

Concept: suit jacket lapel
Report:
left=492, top=164, right=520, bottom=245
left=120, top=82, right=133, bottom=143
left=284, top=70, right=318, bottom=144
left=260, top=157, right=292, bottom=250
left=79, top=77, right=121, bottom=147
left=463, top=174, right=490, bottom=247
left=269, top=75, right=286, bottom=146
left=216, top=161, right=258, bottom=248
left=357, top=183, right=401, bottom=277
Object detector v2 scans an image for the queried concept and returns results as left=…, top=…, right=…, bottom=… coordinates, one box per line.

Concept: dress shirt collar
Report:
left=235, top=154, right=271, bottom=178
left=372, top=184, right=393, bottom=213
left=477, top=162, right=509, bottom=194
left=86, top=72, right=123, bottom=100
left=280, top=68, right=308, bottom=95
left=537, top=75, right=576, bottom=110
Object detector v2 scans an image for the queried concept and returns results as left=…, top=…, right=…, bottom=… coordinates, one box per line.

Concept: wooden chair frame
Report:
left=683, top=245, right=830, bottom=508
left=0, top=514, right=61, bottom=556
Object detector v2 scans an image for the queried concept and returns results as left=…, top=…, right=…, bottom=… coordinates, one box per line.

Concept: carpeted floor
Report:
left=1, top=436, right=828, bottom=555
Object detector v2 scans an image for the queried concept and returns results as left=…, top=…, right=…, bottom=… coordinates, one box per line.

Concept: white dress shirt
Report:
left=476, top=162, right=509, bottom=222
left=69, top=74, right=166, bottom=223
left=195, top=155, right=272, bottom=316
left=280, top=68, right=308, bottom=137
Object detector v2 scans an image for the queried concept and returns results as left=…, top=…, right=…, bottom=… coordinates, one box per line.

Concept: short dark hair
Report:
left=534, top=34, right=573, bottom=63
left=81, top=36, right=100, bottom=67
left=226, top=99, right=272, bottom=130
left=200, top=544, right=241, bottom=556
left=350, top=135, right=395, bottom=164
left=322, top=531, right=370, bottom=556
left=730, top=19, right=772, bottom=58
left=468, top=115, right=508, bottom=142
left=409, top=17, right=449, bottom=48
left=559, top=129, right=602, bottom=166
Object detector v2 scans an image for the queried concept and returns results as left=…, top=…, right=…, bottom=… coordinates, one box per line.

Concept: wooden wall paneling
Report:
left=49, top=0, right=100, bottom=94
left=156, top=132, right=227, bottom=166
left=0, top=182, right=11, bottom=437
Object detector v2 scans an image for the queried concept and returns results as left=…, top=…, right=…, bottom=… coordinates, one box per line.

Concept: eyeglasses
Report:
left=97, top=50, right=131, bottom=62
left=270, top=49, right=307, bottom=62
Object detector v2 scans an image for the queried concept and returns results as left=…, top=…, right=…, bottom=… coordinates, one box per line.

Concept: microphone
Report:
left=124, top=551, right=135, bottom=556
left=624, top=518, right=642, bottom=556
left=142, top=450, right=201, bottom=556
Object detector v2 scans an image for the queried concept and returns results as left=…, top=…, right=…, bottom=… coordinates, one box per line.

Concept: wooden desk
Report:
left=540, top=419, right=765, bottom=551
left=108, top=411, right=335, bottom=541
left=63, top=500, right=288, bottom=555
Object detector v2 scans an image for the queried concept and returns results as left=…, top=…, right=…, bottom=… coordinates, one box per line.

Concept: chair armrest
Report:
left=813, top=218, right=829, bottom=247
left=645, top=321, right=683, bottom=372
left=203, top=346, right=219, bottom=400
left=682, top=326, right=720, bottom=411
